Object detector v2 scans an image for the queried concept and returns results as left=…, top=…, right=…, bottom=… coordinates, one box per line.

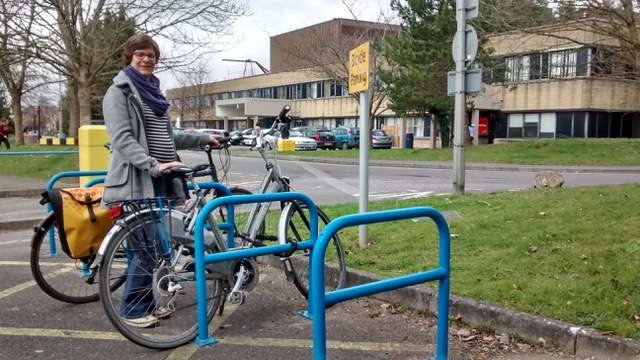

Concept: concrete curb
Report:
left=0, top=217, right=41, bottom=232
left=261, top=255, right=640, bottom=360
left=0, top=189, right=44, bottom=198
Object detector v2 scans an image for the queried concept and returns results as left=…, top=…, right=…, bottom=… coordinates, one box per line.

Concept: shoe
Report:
left=152, top=307, right=172, bottom=319
left=122, top=314, right=159, bottom=328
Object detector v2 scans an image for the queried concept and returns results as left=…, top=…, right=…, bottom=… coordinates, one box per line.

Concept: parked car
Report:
left=263, top=130, right=317, bottom=151
left=293, top=127, right=336, bottom=150
left=372, top=129, right=393, bottom=149
left=331, top=126, right=359, bottom=150
left=197, top=128, right=227, bottom=137
left=229, top=128, right=253, bottom=145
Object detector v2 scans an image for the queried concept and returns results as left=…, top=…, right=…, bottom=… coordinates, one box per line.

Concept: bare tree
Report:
left=0, top=0, right=40, bottom=145
left=173, top=62, right=212, bottom=124
left=480, top=0, right=640, bottom=81
left=273, top=17, right=399, bottom=145
left=17, top=0, right=248, bottom=137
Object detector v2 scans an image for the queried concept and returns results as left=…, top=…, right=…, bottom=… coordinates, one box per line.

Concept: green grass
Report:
left=3, top=138, right=640, bottom=339
left=0, top=144, right=78, bottom=181
left=320, top=185, right=640, bottom=339
left=281, top=138, right=640, bottom=166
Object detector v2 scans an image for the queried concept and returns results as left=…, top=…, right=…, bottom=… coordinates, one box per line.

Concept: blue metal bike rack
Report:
left=307, top=207, right=451, bottom=360
left=192, top=192, right=318, bottom=346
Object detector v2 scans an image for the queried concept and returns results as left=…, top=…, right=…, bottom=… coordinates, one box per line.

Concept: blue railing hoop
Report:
left=192, top=192, right=318, bottom=346
left=309, top=206, right=451, bottom=360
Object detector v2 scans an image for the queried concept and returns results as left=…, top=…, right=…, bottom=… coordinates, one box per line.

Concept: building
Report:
left=472, top=18, right=640, bottom=144
left=166, top=18, right=435, bottom=148
left=167, top=18, right=640, bottom=148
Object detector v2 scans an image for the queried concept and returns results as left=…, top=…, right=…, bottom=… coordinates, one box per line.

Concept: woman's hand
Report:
left=208, top=134, right=222, bottom=148
left=158, top=161, right=187, bottom=174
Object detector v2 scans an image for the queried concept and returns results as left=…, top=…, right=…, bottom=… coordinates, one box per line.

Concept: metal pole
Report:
left=358, top=90, right=370, bottom=247
left=452, top=0, right=467, bottom=195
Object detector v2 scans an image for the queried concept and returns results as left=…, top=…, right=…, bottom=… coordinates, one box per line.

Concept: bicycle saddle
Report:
left=164, top=163, right=209, bottom=177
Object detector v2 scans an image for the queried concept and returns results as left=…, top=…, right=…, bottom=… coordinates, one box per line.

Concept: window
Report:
left=597, top=115, right=609, bottom=137
left=523, top=113, right=538, bottom=138
left=573, top=112, right=585, bottom=138
left=610, top=113, right=622, bottom=138
left=556, top=112, right=573, bottom=138
left=307, top=83, right=318, bottom=98
left=529, top=54, right=541, bottom=80
left=290, top=84, right=302, bottom=99
left=423, top=115, right=431, bottom=137
left=508, top=114, right=523, bottom=138
left=328, top=80, right=347, bottom=97
left=539, top=113, right=555, bottom=138
left=505, top=55, right=530, bottom=82
left=277, top=86, right=287, bottom=99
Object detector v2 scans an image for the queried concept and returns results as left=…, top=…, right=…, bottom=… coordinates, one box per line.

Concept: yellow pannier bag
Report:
left=41, top=187, right=112, bottom=259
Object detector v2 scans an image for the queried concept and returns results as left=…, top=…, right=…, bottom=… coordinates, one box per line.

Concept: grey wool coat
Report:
left=101, top=70, right=211, bottom=207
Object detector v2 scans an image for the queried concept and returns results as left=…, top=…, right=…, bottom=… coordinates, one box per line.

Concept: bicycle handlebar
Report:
left=251, top=104, right=291, bottom=150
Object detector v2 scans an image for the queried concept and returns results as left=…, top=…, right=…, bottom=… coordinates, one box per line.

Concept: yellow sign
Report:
left=348, top=42, right=369, bottom=93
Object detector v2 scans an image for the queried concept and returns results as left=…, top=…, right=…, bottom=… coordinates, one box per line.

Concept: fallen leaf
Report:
left=456, top=328, right=472, bottom=337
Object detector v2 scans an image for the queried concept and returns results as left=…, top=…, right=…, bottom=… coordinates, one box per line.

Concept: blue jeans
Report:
left=120, top=176, right=171, bottom=319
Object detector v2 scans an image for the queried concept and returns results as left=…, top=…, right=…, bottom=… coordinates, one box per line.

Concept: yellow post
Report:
left=78, top=125, right=110, bottom=186
left=278, top=139, right=295, bottom=152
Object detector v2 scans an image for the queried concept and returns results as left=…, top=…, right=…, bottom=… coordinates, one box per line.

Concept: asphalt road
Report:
left=178, top=150, right=640, bottom=205
left=0, top=226, right=576, bottom=359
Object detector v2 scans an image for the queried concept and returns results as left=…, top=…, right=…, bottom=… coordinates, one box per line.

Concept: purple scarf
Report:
left=123, top=65, right=170, bottom=116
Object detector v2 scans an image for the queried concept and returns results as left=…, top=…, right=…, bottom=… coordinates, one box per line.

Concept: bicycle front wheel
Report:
left=279, top=202, right=346, bottom=299
left=98, top=209, right=224, bottom=349
left=30, top=213, right=109, bottom=303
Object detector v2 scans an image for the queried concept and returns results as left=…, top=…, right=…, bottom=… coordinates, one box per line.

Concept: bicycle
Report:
left=235, top=105, right=347, bottom=299
left=29, top=141, right=248, bottom=305
left=92, top=105, right=346, bottom=349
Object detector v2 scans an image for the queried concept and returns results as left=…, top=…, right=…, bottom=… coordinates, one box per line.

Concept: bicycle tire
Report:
left=98, top=209, right=224, bottom=349
left=30, top=213, right=124, bottom=303
left=213, top=187, right=265, bottom=248
left=279, top=202, right=346, bottom=299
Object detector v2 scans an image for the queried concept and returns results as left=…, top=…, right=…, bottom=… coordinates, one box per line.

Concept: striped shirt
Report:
left=141, top=102, right=175, bottom=163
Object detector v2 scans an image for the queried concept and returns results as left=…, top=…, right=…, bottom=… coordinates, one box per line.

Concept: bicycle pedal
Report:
left=227, top=291, right=247, bottom=305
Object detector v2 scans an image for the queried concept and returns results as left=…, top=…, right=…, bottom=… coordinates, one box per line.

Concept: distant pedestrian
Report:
left=0, top=119, right=10, bottom=149
left=468, top=124, right=475, bottom=143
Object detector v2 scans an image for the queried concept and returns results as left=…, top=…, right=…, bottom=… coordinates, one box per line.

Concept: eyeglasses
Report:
left=133, top=51, right=157, bottom=61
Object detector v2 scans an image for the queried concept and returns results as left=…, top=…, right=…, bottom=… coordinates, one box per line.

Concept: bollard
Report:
left=78, top=125, right=110, bottom=186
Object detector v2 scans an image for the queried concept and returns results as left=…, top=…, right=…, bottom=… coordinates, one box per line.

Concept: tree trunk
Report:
left=67, top=79, right=80, bottom=138
left=10, top=94, right=24, bottom=146
left=77, top=75, right=93, bottom=129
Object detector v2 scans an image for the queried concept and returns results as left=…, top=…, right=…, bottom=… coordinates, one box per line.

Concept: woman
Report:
left=102, top=34, right=220, bottom=328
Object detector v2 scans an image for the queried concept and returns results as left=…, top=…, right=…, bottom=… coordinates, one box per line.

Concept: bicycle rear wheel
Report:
left=279, top=202, right=346, bottom=299
left=30, top=213, right=122, bottom=303
left=98, top=209, right=224, bottom=349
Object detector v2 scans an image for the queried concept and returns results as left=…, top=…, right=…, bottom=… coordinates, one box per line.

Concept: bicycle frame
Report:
left=239, top=121, right=291, bottom=245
